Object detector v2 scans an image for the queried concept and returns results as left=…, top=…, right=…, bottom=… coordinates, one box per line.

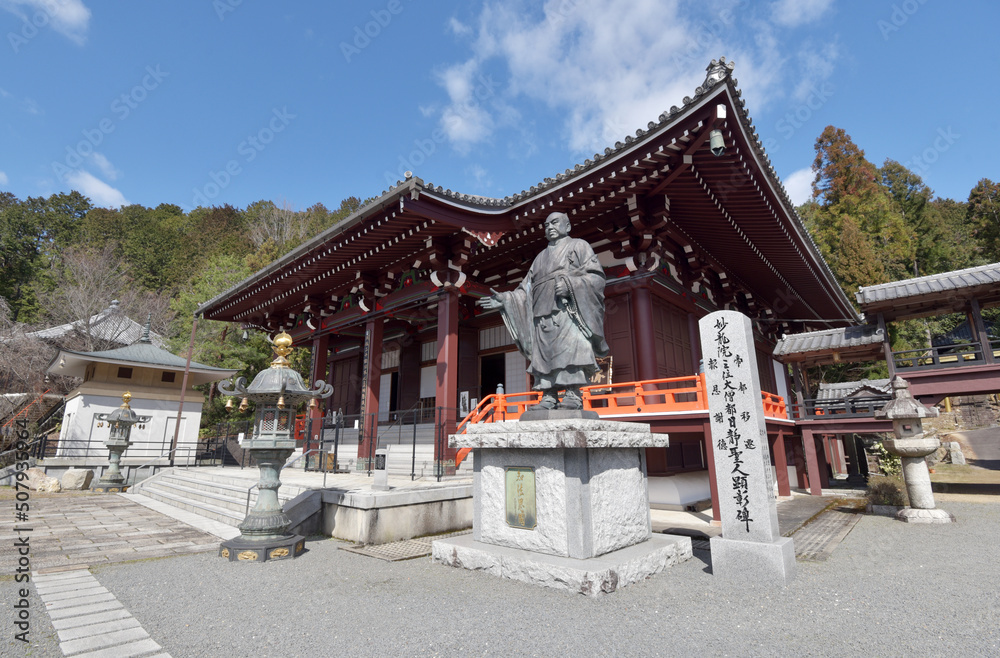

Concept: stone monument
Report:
left=875, top=377, right=955, bottom=524
left=433, top=212, right=691, bottom=596
left=699, top=310, right=796, bottom=586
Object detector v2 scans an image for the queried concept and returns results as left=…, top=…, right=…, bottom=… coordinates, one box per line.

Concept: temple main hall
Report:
left=197, top=59, right=859, bottom=512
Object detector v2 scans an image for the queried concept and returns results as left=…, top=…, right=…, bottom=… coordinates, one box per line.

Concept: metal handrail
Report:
left=1, top=389, right=51, bottom=431
left=244, top=483, right=258, bottom=516
left=242, top=448, right=320, bottom=516
left=126, top=445, right=199, bottom=485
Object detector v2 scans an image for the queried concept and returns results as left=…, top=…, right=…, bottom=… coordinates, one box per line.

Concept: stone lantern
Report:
left=92, top=391, right=151, bottom=493
left=875, top=377, right=955, bottom=523
left=217, top=331, right=333, bottom=561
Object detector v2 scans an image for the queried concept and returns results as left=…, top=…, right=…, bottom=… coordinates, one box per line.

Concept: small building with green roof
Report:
left=45, top=320, right=238, bottom=466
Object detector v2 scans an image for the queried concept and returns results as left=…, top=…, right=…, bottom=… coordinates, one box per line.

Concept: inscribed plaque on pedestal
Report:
left=504, top=467, right=536, bottom=529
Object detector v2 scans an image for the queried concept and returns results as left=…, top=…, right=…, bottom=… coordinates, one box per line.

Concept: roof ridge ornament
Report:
left=699, top=57, right=735, bottom=94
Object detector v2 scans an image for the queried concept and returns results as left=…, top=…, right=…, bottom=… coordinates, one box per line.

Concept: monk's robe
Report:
left=497, top=236, right=609, bottom=390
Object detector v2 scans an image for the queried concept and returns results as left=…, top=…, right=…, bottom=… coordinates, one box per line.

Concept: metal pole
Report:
left=410, top=409, right=417, bottom=481
left=331, top=409, right=341, bottom=480
left=367, top=412, right=374, bottom=476
left=171, top=313, right=199, bottom=467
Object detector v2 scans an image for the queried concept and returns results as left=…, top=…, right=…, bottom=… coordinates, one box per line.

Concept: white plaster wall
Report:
left=648, top=472, right=711, bottom=507
left=57, top=394, right=202, bottom=461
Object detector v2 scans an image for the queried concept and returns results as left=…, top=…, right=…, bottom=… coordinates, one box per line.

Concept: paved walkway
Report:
left=32, top=568, right=169, bottom=657
left=0, top=491, right=219, bottom=572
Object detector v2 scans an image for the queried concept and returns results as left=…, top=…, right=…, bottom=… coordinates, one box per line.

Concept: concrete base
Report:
left=320, top=484, right=472, bottom=544
left=432, top=533, right=692, bottom=597
left=219, top=534, right=305, bottom=562
left=897, top=507, right=955, bottom=524
left=709, top=535, right=796, bottom=587
left=520, top=408, right=600, bottom=421
left=91, top=483, right=129, bottom=493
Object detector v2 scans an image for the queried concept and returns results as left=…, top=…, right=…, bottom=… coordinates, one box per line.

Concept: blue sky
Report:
left=1, top=0, right=997, bottom=212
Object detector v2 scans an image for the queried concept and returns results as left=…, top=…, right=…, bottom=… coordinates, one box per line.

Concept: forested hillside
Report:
left=0, top=193, right=361, bottom=426
left=1, top=124, right=998, bottom=424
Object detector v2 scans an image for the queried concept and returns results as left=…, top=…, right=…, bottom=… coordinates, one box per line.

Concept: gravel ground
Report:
left=4, top=500, right=998, bottom=657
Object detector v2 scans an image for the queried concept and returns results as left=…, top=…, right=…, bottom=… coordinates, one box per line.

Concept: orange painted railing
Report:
left=453, top=375, right=787, bottom=466
left=760, top=390, right=787, bottom=419
left=582, top=374, right=707, bottom=414
left=1, top=389, right=51, bottom=431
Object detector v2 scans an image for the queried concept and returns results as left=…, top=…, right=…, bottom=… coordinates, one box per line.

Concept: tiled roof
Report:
left=59, top=341, right=232, bottom=372
left=27, top=301, right=164, bottom=348
left=773, top=324, right=884, bottom=357
left=815, top=379, right=891, bottom=402
left=856, top=262, right=1000, bottom=307
left=380, top=57, right=807, bottom=231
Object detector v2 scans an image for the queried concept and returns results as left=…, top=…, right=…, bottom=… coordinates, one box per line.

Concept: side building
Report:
left=197, top=58, right=858, bottom=510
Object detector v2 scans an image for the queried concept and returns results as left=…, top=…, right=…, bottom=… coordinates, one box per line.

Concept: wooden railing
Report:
left=453, top=374, right=787, bottom=466
left=892, top=340, right=1000, bottom=371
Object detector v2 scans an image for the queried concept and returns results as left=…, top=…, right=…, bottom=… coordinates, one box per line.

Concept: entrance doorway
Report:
left=480, top=353, right=506, bottom=399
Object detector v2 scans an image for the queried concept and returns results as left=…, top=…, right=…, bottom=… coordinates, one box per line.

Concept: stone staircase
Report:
left=132, top=469, right=312, bottom=528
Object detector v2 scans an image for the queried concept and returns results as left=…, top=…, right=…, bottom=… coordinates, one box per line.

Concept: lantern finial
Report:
left=270, top=331, right=294, bottom=368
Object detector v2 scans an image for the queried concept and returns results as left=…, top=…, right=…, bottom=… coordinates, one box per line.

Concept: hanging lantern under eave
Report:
left=709, top=129, right=726, bottom=157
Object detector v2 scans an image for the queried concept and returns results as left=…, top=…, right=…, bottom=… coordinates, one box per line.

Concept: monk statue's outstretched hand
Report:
left=477, top=288, right=504, bottom=310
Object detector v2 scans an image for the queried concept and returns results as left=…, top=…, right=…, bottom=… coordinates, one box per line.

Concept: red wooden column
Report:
left=800, top=428, right=824, bottom=496
left=632, top=284, right=659, bottom=382
left=308, top=333, right=329, bottom=447
left=435, top=289, right=461, bottom=474
left=703, top=420, right=721, bottom=523
left=771, top=428, right=791, bottom=497
left=357, top=318, right=383, bottom=470
left=815, top=434, right=831, bottom=489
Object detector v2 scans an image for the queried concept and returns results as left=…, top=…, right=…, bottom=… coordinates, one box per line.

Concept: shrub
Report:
left=866, top=473, right=908, bottom=507
left=871, top=441, right=902, bottom=476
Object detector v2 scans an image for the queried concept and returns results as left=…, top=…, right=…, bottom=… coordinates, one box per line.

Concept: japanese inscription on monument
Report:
left=504, top=467, right=536, bottom=529
left=699, top=310, right=780, bottom=543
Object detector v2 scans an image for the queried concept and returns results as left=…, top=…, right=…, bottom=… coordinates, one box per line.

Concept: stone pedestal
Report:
left=219, top=448, right=306, bottom=561
left=432, top=419, right=692, bottom=596
left=92, top=441, right=130, bottom=493
left=883, top=437, right=955, bottom=524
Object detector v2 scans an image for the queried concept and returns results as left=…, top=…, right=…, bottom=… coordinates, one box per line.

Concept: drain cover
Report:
left=341, top=530, right=472, bottom=561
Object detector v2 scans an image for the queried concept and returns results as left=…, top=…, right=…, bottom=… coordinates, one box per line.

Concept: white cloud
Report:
left=792, top=40, right=839, bottom=102
left=0, top=171, right=8, bottom=185
left=65, top=170, right=128, bottom=208
left=90, top=152, right=119, bottom=181
left=770, top=0, right=833, bottom=27
left=0, top=0, right=92, bottom=44
left=436, top=59, right=496, bottom=153
left=448, top=16, right=471, bottom=36
left=783, top=167, right=814, bottom=205
left=434, top=0, right=790, bottom=156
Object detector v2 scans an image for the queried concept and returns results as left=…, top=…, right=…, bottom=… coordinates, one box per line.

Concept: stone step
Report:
left=153, top=471, right=309, bottom=500
left=137, top=484, right=245, bottom=527
left=141, top=478, right=290, bottom=515
left=156, top=469, right=310, bottom=497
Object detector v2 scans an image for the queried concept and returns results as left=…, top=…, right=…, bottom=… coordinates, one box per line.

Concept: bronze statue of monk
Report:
left=478, top=211, right=609, bottom=412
